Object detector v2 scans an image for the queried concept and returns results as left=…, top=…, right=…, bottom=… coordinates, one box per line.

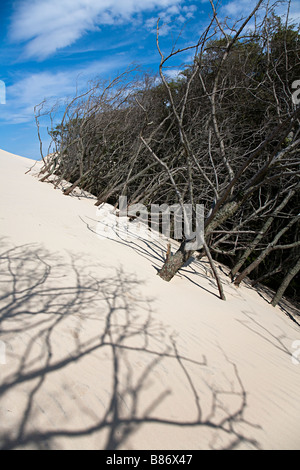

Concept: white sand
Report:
left=0, top=148, right=299, bottom=450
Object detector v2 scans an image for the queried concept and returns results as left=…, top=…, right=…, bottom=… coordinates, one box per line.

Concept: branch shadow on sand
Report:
left=82, top=214, right=223, bottom=300
left=0, top=241, right=261, bottom=450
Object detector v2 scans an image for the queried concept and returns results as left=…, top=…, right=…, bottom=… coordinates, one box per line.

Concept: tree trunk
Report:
left=203, top=241, right=226, bottom=300
left=158, top=240, right=193, bottom=281
left=230, top=188, right=297, bottom=278
left=158, top=198, right=242, bottom=282
left=271, top=257, right=300, bottom=307
left=234, top=214, right=300, bottom=286
left=63, top=167, right=94, bottom=196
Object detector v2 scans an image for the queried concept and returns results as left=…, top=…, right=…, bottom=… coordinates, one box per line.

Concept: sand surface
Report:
left=0, top=148, right=299, bottom=450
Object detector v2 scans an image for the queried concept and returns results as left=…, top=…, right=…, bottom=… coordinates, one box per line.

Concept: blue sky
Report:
left=0, top=0, right=299, bottom=160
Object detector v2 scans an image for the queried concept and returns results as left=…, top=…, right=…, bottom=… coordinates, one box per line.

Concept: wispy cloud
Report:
left=9, top=0, right=184, bottom=59
left=1, top=56, right=130, bottom=124
left=1, top=71, right=74, bottom=124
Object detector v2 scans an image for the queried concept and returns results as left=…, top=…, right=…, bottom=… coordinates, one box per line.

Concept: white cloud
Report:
left=1, top=72, right=74, bottom=124
left=1, top=56, right=130, bottom=124
left=164, top=68, right=185, bottom=80
left=144, top=3, right=197, bottom=37
left=223, top=0, right=246, bottom=16
left=211, top=0, right=300, bottom=38
left=223, top=0, right=300, bottom=22
left=9, top=0, right=182, bottom=59
left=183, top=4, right=197, bottom=19
left=279, top=0, right=300, bottom=24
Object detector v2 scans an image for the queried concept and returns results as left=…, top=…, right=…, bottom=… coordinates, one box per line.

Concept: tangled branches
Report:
left=36, top=0, right=300, bottom=306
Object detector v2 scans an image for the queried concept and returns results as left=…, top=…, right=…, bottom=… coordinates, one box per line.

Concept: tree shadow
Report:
left=252, top=282, right=300, bottom=327
left=82, top=214, right=223, bottom=299
left=238, top=307, right=299, bottom=359
left=0, top=241, right=261, bottom=450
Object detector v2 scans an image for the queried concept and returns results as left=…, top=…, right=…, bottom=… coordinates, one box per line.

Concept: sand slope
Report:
left=0, top=148, right=299, bottom=450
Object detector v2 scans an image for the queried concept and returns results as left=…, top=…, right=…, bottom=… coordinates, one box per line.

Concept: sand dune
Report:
left=0, top=148, right=299, bottom=450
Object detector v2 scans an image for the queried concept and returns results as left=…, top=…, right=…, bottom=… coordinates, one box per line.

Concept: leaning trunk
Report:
left=271, top=257, right=300, bottom=307
left=158, top=198, right=242, bottom=282
left=158, top=240, right=193, bottom=281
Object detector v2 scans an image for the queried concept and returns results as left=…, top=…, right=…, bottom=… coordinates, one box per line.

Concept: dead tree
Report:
left=234, top=214, right=300, bottom=286
left=230, top=185, right=299, bottom=278
left=36, top=0, right=299, bottom=303
left=271, top=256, right=300, bottom=306
left=151, top=1, right=300, bottom=293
